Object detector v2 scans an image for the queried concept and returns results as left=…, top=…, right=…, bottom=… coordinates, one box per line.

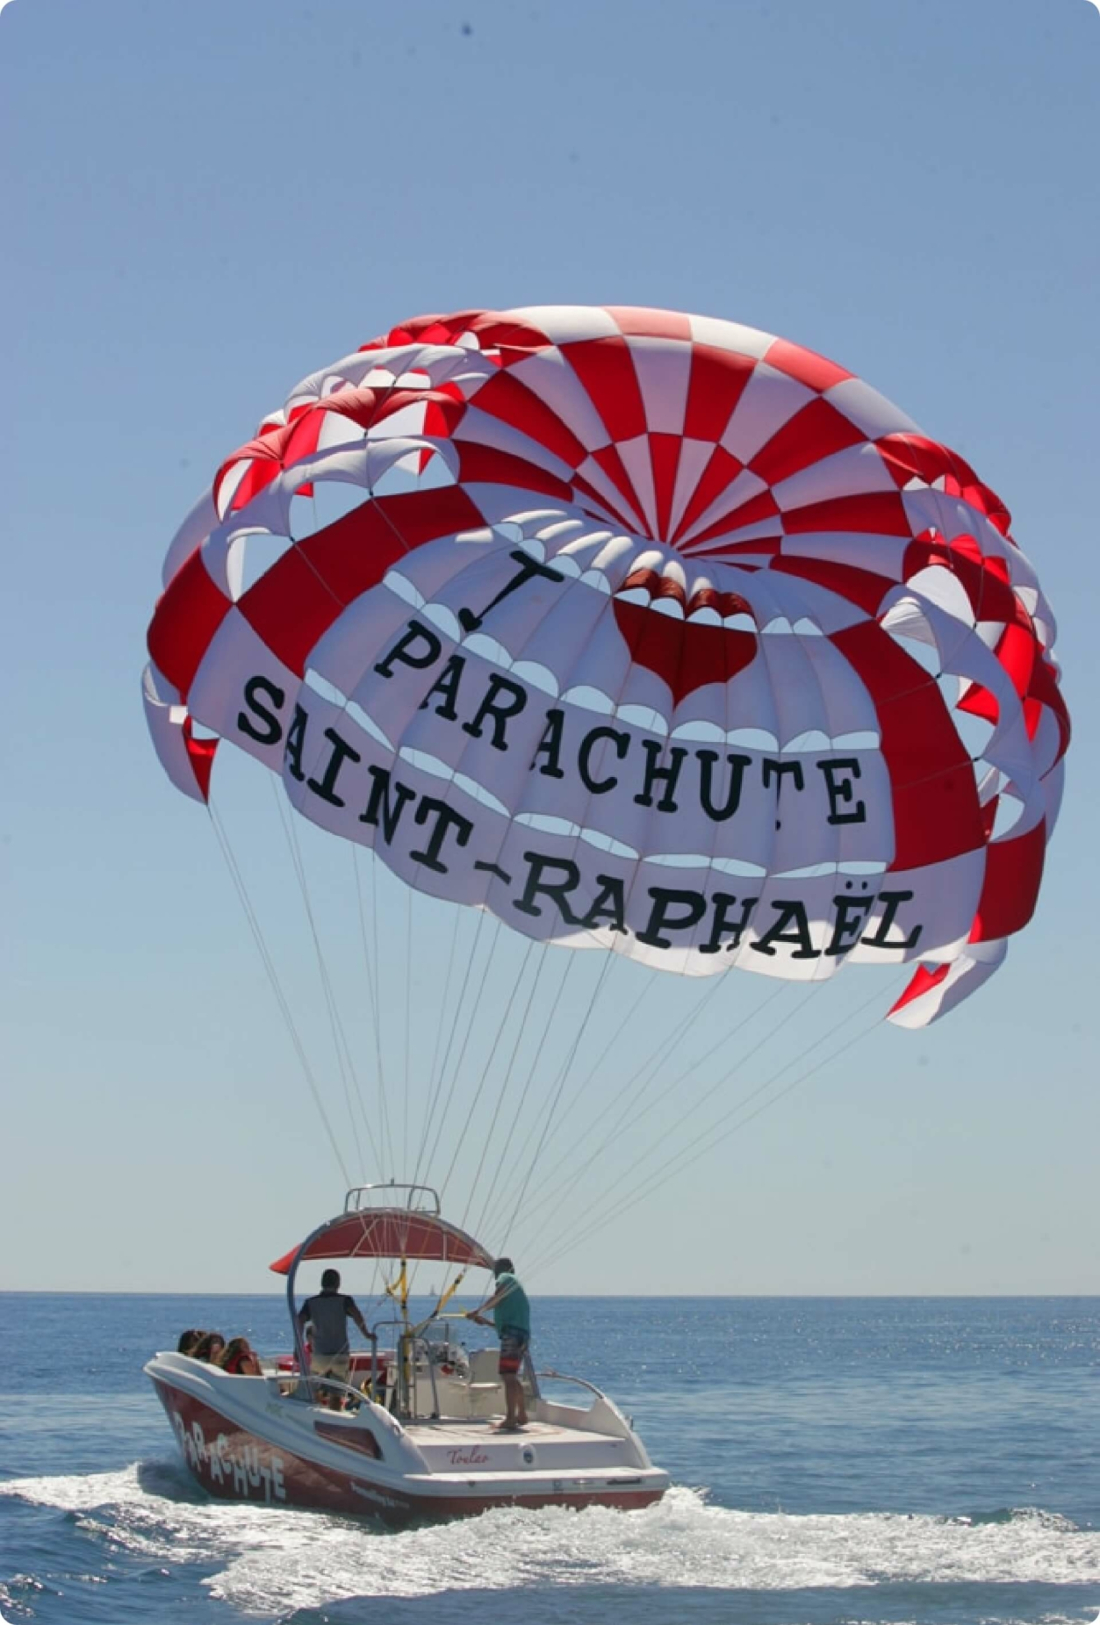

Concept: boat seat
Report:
left=468, top=1348, right=501, bottom=1384
left=462, top=1348, right=502, bottom=1418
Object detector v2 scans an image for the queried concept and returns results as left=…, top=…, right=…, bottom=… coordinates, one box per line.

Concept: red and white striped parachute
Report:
left=144, top=306, right=1069, bottom=1029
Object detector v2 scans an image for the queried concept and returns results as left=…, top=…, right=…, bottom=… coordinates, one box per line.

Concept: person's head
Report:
left=193, top=1332, right=226, bottom=1362
left=218, top=1337, right=252, bottom=1369
left=493, top=1257, right=514, bottom=1278
left=177, top=1328, right=204, bottom=1356
left=321, top=1268, right=341, bottom=1291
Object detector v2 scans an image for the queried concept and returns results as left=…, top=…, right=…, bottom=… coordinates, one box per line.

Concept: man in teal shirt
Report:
left=470, top=1257, right=531, bottom=1431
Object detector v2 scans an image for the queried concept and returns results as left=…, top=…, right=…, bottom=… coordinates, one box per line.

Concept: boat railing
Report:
left=537, top=1368, right=602, bottom=1405
left=267, top=1369, right=393, bottom=1414
left=534, top=1368, right=638, bottom=1439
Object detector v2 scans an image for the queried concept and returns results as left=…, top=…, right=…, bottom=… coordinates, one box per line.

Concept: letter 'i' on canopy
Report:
left=144, top=306, right=1069, bottom=1029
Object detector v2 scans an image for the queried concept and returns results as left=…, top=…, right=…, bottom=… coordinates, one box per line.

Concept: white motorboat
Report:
left=145, top=1185, right=668, bottom=1524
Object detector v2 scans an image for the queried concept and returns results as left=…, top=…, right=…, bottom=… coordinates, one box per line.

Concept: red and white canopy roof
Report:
left=269, top=1208, right=494, bottom=1276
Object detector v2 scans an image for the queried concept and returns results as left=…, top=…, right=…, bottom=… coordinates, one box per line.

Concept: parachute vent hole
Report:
left=308, top=480, right=373, bottom=534
left=287, top=482, right=369, bottom=544
left=972, top=760, right=1003, bottom=804
left=991, top=794, right=1025, bottom=841
left=232, top=531, right=296, bottom=597
left=952, top=704, right=997, bottom=761
left=882, top=629, right=941, bottom=678
left=303, top=669, right=347, bottom=707
left=369, top=448, right=455, bottom=499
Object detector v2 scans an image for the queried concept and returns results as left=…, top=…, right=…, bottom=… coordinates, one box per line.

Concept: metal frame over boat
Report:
left=145, top=1184, right=668, bottom=1523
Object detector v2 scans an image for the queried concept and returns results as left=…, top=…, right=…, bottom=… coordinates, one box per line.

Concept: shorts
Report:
left=310, top=1351, right=350, bottom=1386
left=498, top=1329, right=529, bottom=1376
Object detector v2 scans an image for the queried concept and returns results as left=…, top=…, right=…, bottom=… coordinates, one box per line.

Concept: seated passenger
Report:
left=177, top=1328, right=205, bottom=1356
left=192, top=1332, right=226, bottom=1364
left=219, top=1337, right=262, bottom=1376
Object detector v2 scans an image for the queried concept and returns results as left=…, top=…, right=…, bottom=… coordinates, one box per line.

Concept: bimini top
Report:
left=269, top=1208, right=494, bottom=1276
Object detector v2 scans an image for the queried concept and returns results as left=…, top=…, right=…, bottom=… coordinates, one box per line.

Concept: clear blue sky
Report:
left=2, top=0, right=1097, bottom=1296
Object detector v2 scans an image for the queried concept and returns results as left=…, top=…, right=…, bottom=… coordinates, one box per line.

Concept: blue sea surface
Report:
left=1, top=1294, right=1098, bottom=1624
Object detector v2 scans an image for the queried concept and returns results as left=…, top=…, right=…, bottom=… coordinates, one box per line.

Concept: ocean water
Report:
left=1, top=1294, right=1098, bottom=1625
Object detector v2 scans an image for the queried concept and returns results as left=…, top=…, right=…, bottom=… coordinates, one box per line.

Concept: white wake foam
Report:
left=2, top=1467, right=1099, bottom=1618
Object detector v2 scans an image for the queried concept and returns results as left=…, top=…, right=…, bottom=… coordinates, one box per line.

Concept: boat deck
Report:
left=405, top=1417, right=600, bottom=1442
left=402, top=1415, right=636, bottom=1473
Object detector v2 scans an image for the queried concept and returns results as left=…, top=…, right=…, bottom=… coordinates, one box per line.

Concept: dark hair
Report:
left=218, top=1337, right=258, bottom=1374
left=321, top=1268, right=341, bottom=1290
left=192, top=1332, right=226, bottom=1362
left=177, top=1328, right=204, bottom=1356
left=493, top=1257, right=514, bottom=1276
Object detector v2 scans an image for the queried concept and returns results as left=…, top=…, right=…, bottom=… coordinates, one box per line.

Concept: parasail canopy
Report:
left=269, top=1208, right=494, bottom=1276
left=145, top=305, right=1069, bottom=1031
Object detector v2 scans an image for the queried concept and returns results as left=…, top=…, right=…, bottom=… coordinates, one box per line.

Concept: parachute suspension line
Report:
left=694, top=973, right=906, bottom=1151
left=536, top=977, right=905, bottom=1278
left=523, top=980, right=819, bottom=1268
left=557, top=959, right=650, bottom=1109
left=472, top=948, right=575, bottom=1244
left=425, top=904, right=463, bottom=1149
left=410, top=905, right=494, bottom=1190
left=434, top=935, right=537, bottom=1205
left=476, top=952, right=585, bottom=1242
left=484, top=951, right=606, bottom=1229
left=514, top=974, right=786, bottom=1244
left=351, top=847, right=395, bottom=1179
left=269, top=782, right=381, bottom=1178
left=514, top=979, right=797, bottom=1264
left=458, top=942, right=558, bottom=1228
left=206, top=802, right=350, bottom=1187
left=419, top=912, right=510, bottom=1192
left=515, top=963, right=726, bottom=1224
left=402, top=883, right=413, bottom=1177
left=529, top=974, right=904, bottom=1277
left=464, top=939, right=558, bottom=1242
left=494, top=949, right=618, bottom=1252
left=272, top=783, right=366, bottom=1179
left=367, top=854, right=396, bottom=1176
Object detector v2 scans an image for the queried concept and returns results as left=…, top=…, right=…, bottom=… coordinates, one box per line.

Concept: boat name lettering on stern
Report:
left=447, top=1447, right=489, bottom=1466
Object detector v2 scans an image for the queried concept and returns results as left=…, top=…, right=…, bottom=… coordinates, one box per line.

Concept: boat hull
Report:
left=151, top=1376, right=667, bottom=1524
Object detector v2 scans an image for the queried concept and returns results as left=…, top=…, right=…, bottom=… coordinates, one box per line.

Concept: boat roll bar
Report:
left=282, top=1184, right=494, bottom=1396
left=344, top=1182, right=441, bottom=1214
